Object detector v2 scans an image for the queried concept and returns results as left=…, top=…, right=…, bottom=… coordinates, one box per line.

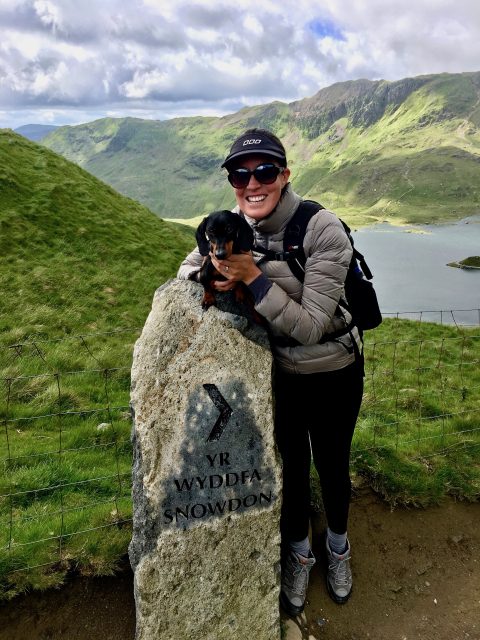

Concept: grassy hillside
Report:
left=0, top=129, right=196, bottom=344
left=40, top=116, right=234, bottom=222
left=0, top=130, right=197, bottom=598
left=42, top=71, right=480, bottom=226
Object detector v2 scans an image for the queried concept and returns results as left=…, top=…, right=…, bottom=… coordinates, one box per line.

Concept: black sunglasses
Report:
left=227, top=163, right=285, bottom=189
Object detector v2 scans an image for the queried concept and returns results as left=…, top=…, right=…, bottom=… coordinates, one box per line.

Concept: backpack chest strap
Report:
left=254, top=246, right=299, bottom=262
left=253, top=200, right=324, bottom=277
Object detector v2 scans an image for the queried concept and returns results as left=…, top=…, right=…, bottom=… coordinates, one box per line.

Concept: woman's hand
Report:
left=211, top=252, right=262, bottom=287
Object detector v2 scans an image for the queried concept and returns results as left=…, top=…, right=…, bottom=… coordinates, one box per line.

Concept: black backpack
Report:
left=255, top=200, right=382, bottom=345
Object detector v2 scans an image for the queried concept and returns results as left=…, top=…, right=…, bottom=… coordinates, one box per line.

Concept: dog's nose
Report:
left=215, top=249, right=227, bottom=259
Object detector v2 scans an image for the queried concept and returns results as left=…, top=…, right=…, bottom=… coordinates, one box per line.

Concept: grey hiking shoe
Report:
left=325, top=535, right=352, bottom=604
left=280, top=551, right=316, bottom=617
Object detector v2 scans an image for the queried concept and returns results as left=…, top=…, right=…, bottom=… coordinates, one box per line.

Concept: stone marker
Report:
left=129, top=279, right=282, bottom=640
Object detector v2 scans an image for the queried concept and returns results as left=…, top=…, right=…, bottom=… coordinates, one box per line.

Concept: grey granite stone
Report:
left=129, top=279, right=282, bottom=640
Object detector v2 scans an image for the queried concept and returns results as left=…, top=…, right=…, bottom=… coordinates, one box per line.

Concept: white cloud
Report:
left=243, top=14, right=264, bottom=36
left=33, top=0, right=61, bottom=30
left=185, top=26, right=222, bottom=45
left=1, top=0, right=480, bottom=128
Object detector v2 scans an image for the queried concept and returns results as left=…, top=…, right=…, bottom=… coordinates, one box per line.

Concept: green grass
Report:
left=1, top=331, right=138, bottom=599
left=0, top=130, right=196, bottom=598
left=0, top=130, right=196, bottom=342
left=353, top=320, right=480, bottom=505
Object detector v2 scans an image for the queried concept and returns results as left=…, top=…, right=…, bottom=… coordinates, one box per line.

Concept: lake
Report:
left=353, top=215, right=480, bottom=325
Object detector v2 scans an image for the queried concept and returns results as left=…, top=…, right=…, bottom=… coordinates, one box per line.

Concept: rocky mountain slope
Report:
left=41, top=71, right=480, bottom=225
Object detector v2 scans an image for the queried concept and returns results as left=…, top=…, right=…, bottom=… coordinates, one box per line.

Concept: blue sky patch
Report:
left=308, top=19, right=346, bottom=41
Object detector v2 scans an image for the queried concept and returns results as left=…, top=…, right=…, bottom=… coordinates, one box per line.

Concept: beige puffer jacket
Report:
left=177, top=185, right=361, bottom=374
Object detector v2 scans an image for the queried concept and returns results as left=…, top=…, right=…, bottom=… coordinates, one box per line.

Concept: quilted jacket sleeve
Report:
left=255, top=212, right=352, bottom=345
left=177, top=246, right=203, bottom=281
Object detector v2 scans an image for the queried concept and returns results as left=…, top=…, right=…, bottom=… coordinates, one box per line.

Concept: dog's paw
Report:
left=201, top=293, right=215, bottom=310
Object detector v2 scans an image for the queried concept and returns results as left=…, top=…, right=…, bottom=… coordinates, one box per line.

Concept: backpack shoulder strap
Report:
left=283, top=200, right=325, bottom=282
left=340, top=219, right=374, bottom=281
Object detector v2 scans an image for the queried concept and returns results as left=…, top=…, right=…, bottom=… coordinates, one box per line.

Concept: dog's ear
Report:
left=237, top=217, right=254, bottom=252
left=195, top=217, right=211, bottom=256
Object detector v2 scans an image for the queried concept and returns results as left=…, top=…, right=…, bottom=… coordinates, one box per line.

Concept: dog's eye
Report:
left=225, top=226, right=233, bottom=234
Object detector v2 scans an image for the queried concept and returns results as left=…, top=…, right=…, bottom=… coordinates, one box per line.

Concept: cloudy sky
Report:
left=1, top=0, right=480, bottom=129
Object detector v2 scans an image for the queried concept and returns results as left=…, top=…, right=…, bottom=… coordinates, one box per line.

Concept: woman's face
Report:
left=230, top=155, right=290, bottom=221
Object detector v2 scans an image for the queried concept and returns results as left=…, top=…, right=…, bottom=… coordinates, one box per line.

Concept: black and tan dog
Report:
left=195, top=209, right=255, bottom=311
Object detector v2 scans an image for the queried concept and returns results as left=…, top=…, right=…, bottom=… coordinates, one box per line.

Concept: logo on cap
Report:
left=242, top=139, right=262, bottom=146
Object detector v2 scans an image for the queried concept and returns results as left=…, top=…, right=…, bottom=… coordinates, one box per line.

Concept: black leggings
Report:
left=274, top=361, right=364, bottom=542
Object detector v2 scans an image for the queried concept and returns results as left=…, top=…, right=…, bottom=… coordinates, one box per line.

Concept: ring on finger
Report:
left=224, top=266, right=229, bottom=272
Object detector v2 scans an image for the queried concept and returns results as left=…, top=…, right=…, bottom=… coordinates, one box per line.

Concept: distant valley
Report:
left=34, top=71, right=480, bottom=227
left=15, top=124, right=59, bottom=141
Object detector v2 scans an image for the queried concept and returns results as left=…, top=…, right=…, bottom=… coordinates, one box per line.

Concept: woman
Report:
left=177, top=128, right=364, bottom=617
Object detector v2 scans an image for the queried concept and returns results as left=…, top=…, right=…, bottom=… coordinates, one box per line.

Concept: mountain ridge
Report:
left=14, top=124, right=60, bottom=141
left=41, top=71, right=480, bottom=225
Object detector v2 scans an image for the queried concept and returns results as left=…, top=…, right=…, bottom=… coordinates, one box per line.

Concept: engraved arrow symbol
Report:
left=203, top=384, right=233, bottom=442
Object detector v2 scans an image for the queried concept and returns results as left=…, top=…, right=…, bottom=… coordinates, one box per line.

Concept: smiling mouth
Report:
left=246, top=195, right=267, bottom=203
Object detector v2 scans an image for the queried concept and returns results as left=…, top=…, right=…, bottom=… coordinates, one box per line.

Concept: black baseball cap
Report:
left=221, top=131, right=287, bottom=169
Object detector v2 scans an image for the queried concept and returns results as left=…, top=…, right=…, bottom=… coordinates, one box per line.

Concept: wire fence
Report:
left=356, top=333, right=480, bottom=457
left=1, top=314, right=479, bottom=587
left=381, top=308, right=480, bottom=327
left=1, top=328, right=138, bottom=585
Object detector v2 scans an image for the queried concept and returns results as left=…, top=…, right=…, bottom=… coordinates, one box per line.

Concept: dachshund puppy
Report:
left=195, top=210, right=255, bottom=311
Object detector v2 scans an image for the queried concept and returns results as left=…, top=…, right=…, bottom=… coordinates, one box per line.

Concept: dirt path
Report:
left=0, top=489, right=478, bottom=640
left=290, top=488, right=480, bottom=640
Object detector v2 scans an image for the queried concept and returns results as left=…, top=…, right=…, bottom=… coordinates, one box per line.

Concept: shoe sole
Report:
left=279, top=590, right=305, bottom=617
left=326, top=578, right=352, bottom=605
